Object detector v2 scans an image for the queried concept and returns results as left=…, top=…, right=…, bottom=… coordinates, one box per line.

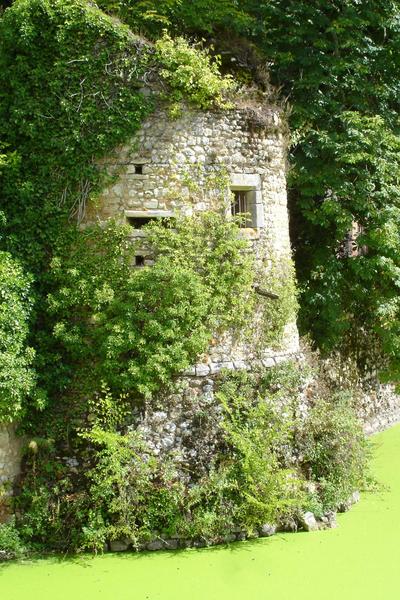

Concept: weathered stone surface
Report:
left=222, top=533, right=237, bottom=543
left=338, top=491, right=361, bottom=513
left=299, top=511, right=319, bottom=532
left=146, top=539, right=165, bottom=551
left=0, top=424, right=24, bottom=523
left=260, top=523, right=277, bottom=537
left=163, top=539, right=179, bottom=550
left=320, top=511, right=338, bottom=529
left=91, top=105, right=300, bottom=366
left=110, top=539, right=130, bottom=552
left=1, top=103, right=396, bottom=551
left=195, top=364, right=211, bottom=377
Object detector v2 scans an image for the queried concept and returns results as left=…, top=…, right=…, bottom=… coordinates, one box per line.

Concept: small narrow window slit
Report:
left=135, top=255, right=145, bottom=267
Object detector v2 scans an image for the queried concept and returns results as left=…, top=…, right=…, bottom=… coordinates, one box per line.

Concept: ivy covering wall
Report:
left=0, top=0, right=375, bottom=555
left=94, top=0, right=400, bottom=380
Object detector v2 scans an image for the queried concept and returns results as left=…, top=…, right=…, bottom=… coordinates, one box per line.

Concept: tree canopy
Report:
left=104, top=0, right=400, bottom=376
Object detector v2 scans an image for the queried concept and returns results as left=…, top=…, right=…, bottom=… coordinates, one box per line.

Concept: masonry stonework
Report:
left=0, top=424, right=23, bottom=522
left=89, top=104, right=400, bottom=467
left=92, top=105, right=300, bottom=369
left=2, top=105, right=400, bottom=531
left=87, top=104, right=298, bottom=470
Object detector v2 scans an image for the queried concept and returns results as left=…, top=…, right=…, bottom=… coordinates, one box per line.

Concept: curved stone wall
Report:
left=92, top=105, right=300, bottom=367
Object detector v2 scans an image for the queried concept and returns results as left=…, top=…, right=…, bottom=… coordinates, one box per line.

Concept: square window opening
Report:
left=127, top=216, right=157, bottom=228
left=135, top=255, right=145, bottom=267
left=231, top=190, right=252, bottom=227
left=127, top=215, right=176, bottom=230
left=134, top=164, right=143, bottom=175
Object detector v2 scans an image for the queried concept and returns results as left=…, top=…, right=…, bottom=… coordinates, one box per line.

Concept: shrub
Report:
left=0, top=518, right=27, bottom=561
left=46, top=213, right=254, bottom=403
left=155, top=32, right=235, bottom=115
left=214, top=369, right=305, bottom=532
left=297, top=392, right=371, bottom=511
left=0, top=251, right=37, bottom=422
left=81, top=426, right=185, bottom=552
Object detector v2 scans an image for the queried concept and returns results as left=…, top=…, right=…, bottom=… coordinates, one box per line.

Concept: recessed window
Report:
left=135, top=255, right=145, bottom=267
left=125, top=210, right=175, bottom=234
left=231, top=190, right=251, bottom=227
left=134, top=164, right=143, bottom=175
left=127, top=216, right=157, bottom=229
left=127, top=215, right=175, bottom=230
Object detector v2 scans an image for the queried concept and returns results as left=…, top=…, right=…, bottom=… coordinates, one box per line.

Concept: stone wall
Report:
left=0, top=424, right=23, bottom=522
left=91, top=104, right=299, bottom=370
left=93, top=105, right=291, bottom=255
left=359, top=384, right=400, bottom=435
left=137, top=353, right=303, bottom=481
left=86, top=102, right=303, bottom=483
left=89, top=102, right=400, bottom=468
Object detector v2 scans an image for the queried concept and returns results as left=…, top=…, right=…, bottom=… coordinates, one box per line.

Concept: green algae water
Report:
left=1, top=423, right=400, bottom=600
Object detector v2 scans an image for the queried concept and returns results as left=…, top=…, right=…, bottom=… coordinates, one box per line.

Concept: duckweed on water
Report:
left=1, top=423, right=399, bottom=600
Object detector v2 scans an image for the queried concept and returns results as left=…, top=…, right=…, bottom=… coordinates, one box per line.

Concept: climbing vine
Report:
left=0, top=250, right=36, bottom=422
left=155, top=32, right=235, bottom=116
left=96, top=0, right=400, bottom=378
left=0, top=0, right=375, bottom=558
left=0, top=0, right=152, bottom=272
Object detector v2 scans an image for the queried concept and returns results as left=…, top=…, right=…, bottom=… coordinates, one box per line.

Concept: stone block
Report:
left=299, top=511, right=319, bottom=532
left=147, top=539, right=164, bottom=551
left=110, top=539, right=131, bottom=552
left=260, top=523, right=277, bottom=537
left=195, top=364, right=211, bottom=377
left=262, top=358, right=276, bottom=368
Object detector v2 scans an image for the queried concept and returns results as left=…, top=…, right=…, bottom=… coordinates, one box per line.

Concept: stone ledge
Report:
left=183, top=353, right=303, bottom=378
left=105, top=505, right=341, bottom=554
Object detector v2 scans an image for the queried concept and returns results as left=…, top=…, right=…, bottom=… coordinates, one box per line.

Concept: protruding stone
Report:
left=299, top=511, right=319, bottom=532
left=163, top=539, right=179, bottom=550
left=233, top=360, right=249, bottom=370
left=260, top=523, right=277, bottom=537
left=222, top=533, right=237, bottom=543
left=338, top=490, right=361, bottom=513
left=147, top=539, right=164, bottom=551
left=110, top=539, right=130, bottom=552
left=320, top=511, right=338, bottom=529
left=195, top=364, right=211, bottom=377
left=262, top=358, right=276, bottom=368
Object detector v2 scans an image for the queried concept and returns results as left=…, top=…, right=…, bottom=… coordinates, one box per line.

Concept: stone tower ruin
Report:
left=91, top=104, right=300, bottom=369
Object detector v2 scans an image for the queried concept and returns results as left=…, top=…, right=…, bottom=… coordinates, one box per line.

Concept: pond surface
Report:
left=1, top=423, right=400, bottom=600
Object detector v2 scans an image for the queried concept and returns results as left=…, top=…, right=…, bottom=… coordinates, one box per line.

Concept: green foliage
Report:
left=215, top=370, right=303, bottom=532
left=15, top=360, right=371, bottom=552
left=0, top=518, right=27, bottom=560
left=0, top=0, right=152, bottom=270
left=258, top=254, right=298, bottom=349
left=0, top=0, right=377, bottom=555
left=98, top=0, right=253, bottom=39
left=101, top=0, right=400, bottom=377
left=81, top=426, right=184, bottom=552
left=0, top=0, right=242, bottom=428
left=155, top=32, right=235, bottom=115
left=291, top=111, right=400, bottom=370
left=251, top=1, right=400, bottom=375
left=297, top=393, right=371, bottom=511
left=16, top=435, right=100, bottom=551
left=216, top=362, right=371, bottom=518
left=0, top=251, right=36, bottom=422
left=145, top=212, right=254, bottom=331
left=44, top=213, right=254, bottom=405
